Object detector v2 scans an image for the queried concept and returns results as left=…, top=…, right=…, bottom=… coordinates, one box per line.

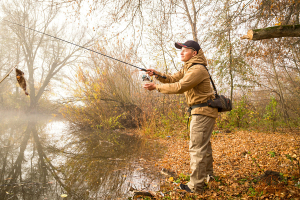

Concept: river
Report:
left=0, top=111, right=165, bottom=199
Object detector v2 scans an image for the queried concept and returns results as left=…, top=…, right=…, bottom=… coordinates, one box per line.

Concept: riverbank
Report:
left=137, top=130, right=300, bottom=199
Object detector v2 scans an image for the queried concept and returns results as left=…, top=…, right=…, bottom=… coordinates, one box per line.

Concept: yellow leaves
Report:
left=283, top=174, right=289, bottom=177
left=61, top=194, right=68, bottom=198
left=155, top=130, right=300, bottom=198
left=231, top=182, right=239, bottom=189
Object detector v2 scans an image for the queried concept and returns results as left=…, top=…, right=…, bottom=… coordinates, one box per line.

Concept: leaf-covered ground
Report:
left=148, top=130, right=300, bottom=199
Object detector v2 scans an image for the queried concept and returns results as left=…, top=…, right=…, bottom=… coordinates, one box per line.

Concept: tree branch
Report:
left=241, top=25, right=300, bottom=40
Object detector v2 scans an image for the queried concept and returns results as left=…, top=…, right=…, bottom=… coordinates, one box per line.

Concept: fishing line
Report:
left=3, top=19, right=166, bottom=79
left=0, top=65, right=18, bottom=84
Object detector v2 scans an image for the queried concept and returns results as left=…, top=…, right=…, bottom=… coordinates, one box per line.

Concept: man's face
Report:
left=180, top=47, right=197, bottom=62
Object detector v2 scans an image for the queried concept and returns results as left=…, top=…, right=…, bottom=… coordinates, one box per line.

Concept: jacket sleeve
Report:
left=154, top=69, right=184, bottom=83
left=156, top=65, right=208, bottom=94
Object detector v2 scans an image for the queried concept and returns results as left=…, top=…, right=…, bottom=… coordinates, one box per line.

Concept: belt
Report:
left=186, top=102, right=208, bottom=129
left=187, top=102, right=208, bottom=113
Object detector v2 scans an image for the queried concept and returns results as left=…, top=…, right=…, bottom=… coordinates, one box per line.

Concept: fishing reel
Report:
left=141, top=74, right=152, bottom=87
left=141, top=74, right=152, bottom=82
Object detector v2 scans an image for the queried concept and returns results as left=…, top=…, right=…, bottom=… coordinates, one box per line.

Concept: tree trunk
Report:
left=270, top=52, right=289, bottom=125
left=182, top=0, right=198, bottom=42
left=227, top=0, right=233, bottom=102
left=241, top=25, right=300, bottom=40
left=15, top=42, right=20, bottom=100
left=229, top=31, right=234, bottom=102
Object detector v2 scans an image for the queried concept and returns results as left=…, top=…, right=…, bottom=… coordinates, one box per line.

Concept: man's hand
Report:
left=145, top=69, right=158, bottom=77
left=143, top=82, right=156, bottom=91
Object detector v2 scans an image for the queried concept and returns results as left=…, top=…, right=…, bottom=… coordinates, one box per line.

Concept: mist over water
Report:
left=0, top=111, right=164, bottom=199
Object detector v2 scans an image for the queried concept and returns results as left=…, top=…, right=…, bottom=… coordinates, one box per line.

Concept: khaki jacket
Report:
left=155, top=49, right=218, bottom=118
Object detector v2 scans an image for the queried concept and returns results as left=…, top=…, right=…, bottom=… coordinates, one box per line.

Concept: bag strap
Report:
left=191, top=63, right=218, bottom=96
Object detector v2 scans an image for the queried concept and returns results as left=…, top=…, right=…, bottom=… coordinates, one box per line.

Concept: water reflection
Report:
left=0, top=112, right=164, bottom=199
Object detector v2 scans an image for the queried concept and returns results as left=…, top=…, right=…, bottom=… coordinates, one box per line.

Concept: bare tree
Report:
left=2, top=0, right=94, bottom=111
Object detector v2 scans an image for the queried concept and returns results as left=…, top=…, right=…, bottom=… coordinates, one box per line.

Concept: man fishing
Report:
left=143, top=40, right=218, bottom=193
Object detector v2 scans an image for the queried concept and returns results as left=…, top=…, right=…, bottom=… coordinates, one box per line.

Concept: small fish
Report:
left=16, top=68, right=29, bottom=96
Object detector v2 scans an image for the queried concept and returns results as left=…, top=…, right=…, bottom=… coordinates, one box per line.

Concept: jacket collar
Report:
left=184, top=49, right=208, bottom=70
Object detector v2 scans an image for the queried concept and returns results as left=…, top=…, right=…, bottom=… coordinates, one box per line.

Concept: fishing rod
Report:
left=3, top=19, right=166, bottom=79
left=0, top=65, right=16, bottom=84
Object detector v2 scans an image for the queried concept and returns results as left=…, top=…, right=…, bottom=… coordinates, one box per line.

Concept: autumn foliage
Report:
left=60, top=41, right=143, bottom=129
left=154, top=130, right=300, bottom=199
left=58, top=0, right=300, bottom=198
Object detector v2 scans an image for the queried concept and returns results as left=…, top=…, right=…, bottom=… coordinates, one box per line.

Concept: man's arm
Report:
left=156, top=65, right=208, bottom=94
left=146, top=69, right=184, bottom=83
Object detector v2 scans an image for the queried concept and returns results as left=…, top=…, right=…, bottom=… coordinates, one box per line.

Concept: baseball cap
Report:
left=175, top=40, right=201, bottom=53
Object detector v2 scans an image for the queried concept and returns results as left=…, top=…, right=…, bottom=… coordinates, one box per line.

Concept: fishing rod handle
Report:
left=155, top=73, right=167, bottom=79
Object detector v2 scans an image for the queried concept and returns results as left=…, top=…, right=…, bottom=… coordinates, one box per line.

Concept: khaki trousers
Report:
left=187, top=114, right=215, bottom=192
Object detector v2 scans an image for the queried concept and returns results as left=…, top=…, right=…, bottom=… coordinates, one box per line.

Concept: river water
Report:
left=0, top=111, right=165, bottom=199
